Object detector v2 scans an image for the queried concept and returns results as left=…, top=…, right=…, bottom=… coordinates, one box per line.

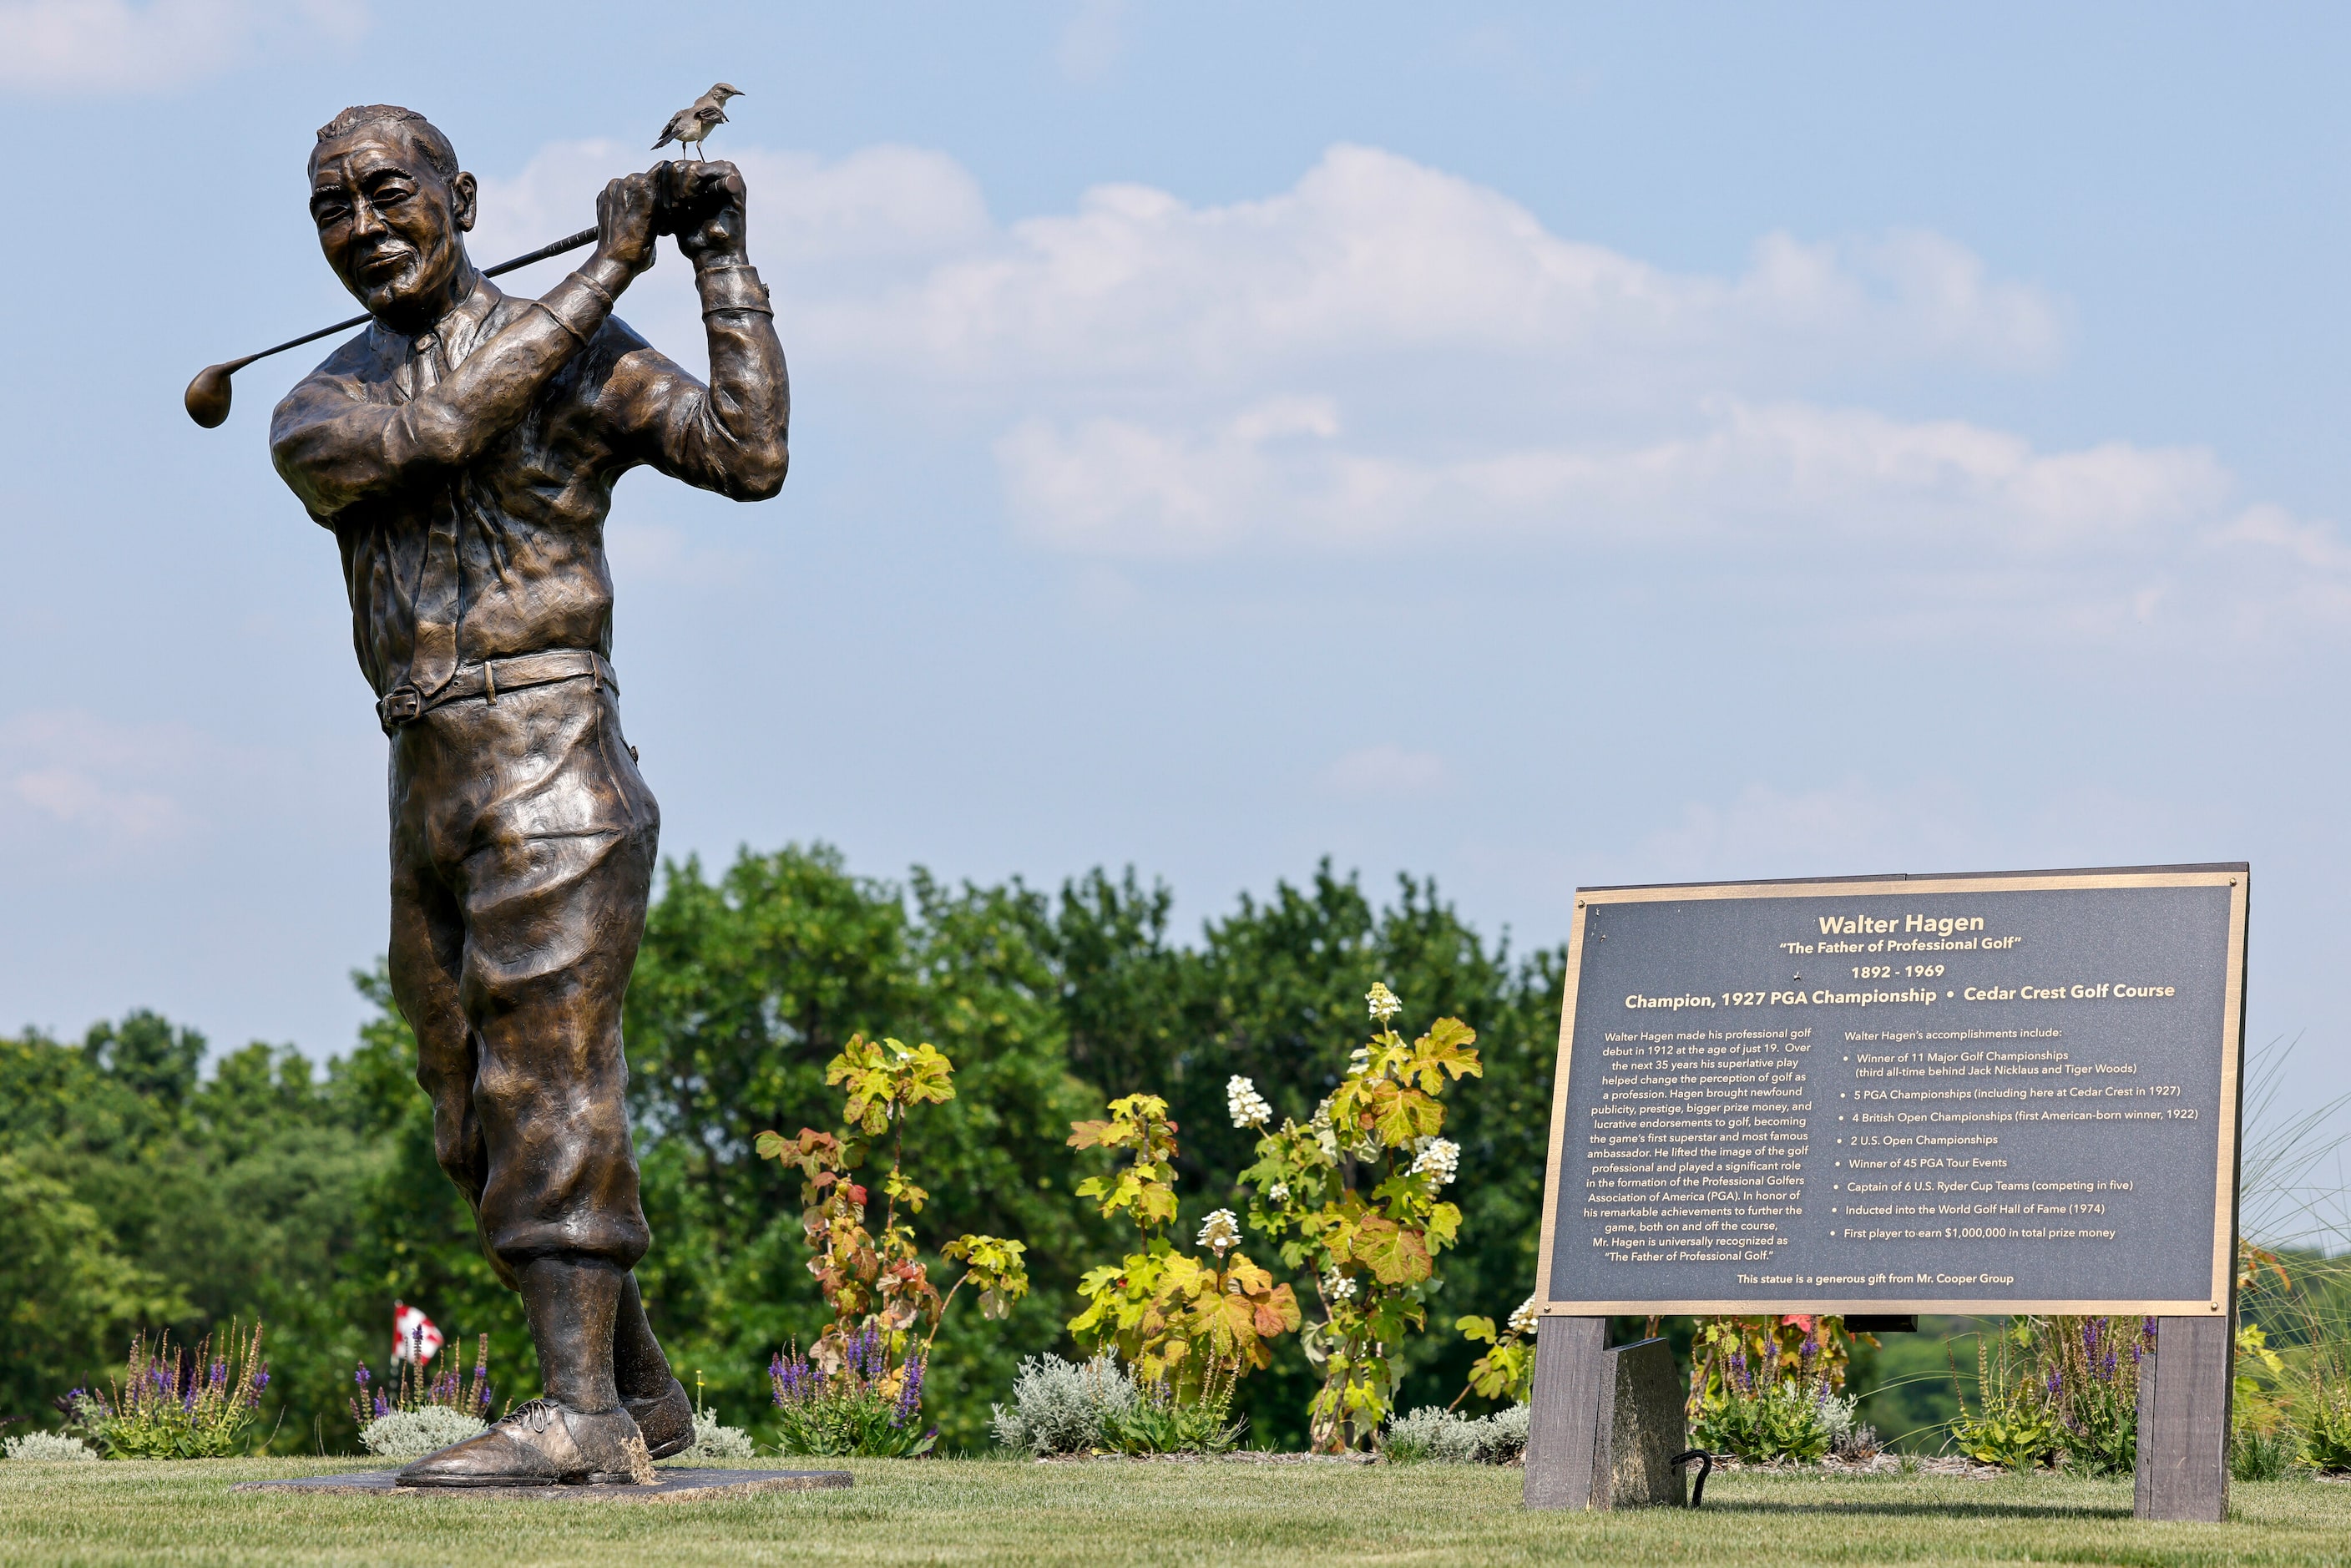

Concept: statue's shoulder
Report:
left=274, top=327, right=393, bottom=426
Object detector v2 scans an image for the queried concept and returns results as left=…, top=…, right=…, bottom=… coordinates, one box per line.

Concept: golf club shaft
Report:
left=224, top=226, right=599, bottom=373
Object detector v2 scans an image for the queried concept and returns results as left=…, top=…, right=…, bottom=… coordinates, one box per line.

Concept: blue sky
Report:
left=2, top=2, right=2346, bottom=1184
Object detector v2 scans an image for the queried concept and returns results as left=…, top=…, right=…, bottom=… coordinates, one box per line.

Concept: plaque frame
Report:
left=1531, top=863, right=2249, bottom=1321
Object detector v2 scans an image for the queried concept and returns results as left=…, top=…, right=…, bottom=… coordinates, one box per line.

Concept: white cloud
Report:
left=0, top=711, right=205, bottom=851
left=462, top=134, right=2351, bottom=633
left=804, top=145, right=2065, bottom=389
left=1322, top=745, right=1449, bottom=800
left=998, top=397, right=2232, bottom=560
left=0, top=0, right=365, bottom=92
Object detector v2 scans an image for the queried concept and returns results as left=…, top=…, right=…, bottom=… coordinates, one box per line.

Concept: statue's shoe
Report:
left=397, top=1399, right=656, bottom=1487
left=624, top=1378, right=695, bottom=1460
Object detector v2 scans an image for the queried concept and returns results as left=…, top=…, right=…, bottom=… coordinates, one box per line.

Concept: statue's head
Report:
left=308, top=105, right=478, bottom=331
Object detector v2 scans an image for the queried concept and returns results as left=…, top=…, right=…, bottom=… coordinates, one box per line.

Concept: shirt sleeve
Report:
left=270, top=276, right=614, bottom=519
left=596, top=268, right=790, bottom=502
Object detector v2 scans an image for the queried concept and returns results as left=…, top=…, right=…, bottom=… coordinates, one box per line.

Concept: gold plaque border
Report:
left=1532, top=864, right=2249, bottom=1319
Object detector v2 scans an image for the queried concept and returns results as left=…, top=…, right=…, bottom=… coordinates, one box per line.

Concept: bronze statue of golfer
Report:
left=270, top=104, right=787, bottom=1485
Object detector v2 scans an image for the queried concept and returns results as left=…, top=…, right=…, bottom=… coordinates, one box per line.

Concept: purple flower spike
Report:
left=356, top=1365, right=370, bottom=1388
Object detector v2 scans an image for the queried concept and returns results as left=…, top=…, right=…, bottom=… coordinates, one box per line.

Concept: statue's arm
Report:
left=604, top=284, right=789, bottom=502
left=268, top=274, right=626, bottom=515
left=603, top=164, right=789, bottom=503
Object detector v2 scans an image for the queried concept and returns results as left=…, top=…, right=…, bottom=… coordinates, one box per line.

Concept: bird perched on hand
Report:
left=652, top=83, right=744, bottom=159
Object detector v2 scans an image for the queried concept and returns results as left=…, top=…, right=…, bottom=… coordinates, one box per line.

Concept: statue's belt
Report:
left=377, top=650, right=618, bottom=734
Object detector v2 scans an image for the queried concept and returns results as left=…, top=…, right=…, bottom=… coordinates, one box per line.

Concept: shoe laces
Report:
left=502, top=1398, right=561, bottom=1433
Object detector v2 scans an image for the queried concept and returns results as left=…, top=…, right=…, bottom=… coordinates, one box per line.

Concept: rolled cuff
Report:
left=695, top=263, right=773, bottom=316
left=538, top=270, right=618, bottom=345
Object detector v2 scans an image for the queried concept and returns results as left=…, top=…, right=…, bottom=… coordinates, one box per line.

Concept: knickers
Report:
left=385, top=670, right=657, bottom=1287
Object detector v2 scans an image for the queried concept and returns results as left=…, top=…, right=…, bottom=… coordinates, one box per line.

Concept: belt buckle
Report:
left=379, top=684, right=423, bottom=729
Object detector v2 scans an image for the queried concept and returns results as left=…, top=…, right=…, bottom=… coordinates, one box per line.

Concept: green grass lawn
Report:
left=3, top=1457, right=2348, bottom=1566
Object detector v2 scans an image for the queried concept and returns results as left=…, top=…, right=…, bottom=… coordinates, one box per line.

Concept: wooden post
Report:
left=1524, top=1321, right=1687, bottom=1510
left=1524, top=1316, right=1607, bottom=1510
left=2135, top=1315, right=2232, bottom=1522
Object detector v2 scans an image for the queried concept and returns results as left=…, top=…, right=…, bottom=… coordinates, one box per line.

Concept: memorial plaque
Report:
left=1534, top=865, right=2247, bottom=1318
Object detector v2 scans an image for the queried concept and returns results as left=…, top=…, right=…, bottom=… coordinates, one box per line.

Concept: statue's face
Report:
left=308, top=127, right=478, bottom=329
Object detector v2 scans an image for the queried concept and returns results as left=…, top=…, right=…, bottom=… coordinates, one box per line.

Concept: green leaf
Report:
left=1350, top=1216, right=1432, bottom=1286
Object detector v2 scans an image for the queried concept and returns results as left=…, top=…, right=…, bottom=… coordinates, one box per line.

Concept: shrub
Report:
left=768, top=1324, right=936, bottom=1458
left=1695, top=1376, right=1835, bottom=1464
left=1817, top=1390, right=1879, bottom=1460
left=347, top=1333, right=495, bottom=1430
left=1689, top=1318, right=1856, bottom=1464
left=3, top=1432, right=97, bottom=1461
left=1479, top=1401, right=1532, bottom=1463
left=992, top=1352, right=1135, bottom=1456
left=1066, top=1095, right=1300, bottom=1405
left=756, top=1034, right=1029, bottom=1427
left=1100, top=1374, right=1245, bottom=1455
left=1951, top=1329, right=2063, bottom=1472
left=680, top=1410, right=756, bottom=1462
left=2040, top=1315, right=2149, bottom=1475
left=1383, top=1404, right=1529, bottom=1464
left=2301, top=1382, right=2351, bottom=1474
left=1236, top=981, right=1482, bottom=1450
left=1453, top=1297, right=1538, bottom=1406
left=66, top=1321, right=270, bottom=1459
left=359, top=1404, right=488, bottom=1461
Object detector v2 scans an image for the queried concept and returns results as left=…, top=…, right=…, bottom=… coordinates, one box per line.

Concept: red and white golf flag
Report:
left=392, top=1301, right=443, bottom=1363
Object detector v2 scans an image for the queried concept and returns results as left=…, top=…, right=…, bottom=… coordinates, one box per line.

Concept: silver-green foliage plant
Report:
left=1817, top=1390, right=1879, bottom=1459
left=680, top=1410, right=756, bottom=1461
left=992, top=1352, right=1136, bottom=1456
left=1383, top=1404, right=1529, bottom=1464
left=359, top=1404, right=488, bottom=1461
left=4, top=1432, right=97, bottom=1461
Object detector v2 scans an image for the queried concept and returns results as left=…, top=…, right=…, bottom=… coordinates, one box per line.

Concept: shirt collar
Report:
left=368, top=266, right=503, bottom=371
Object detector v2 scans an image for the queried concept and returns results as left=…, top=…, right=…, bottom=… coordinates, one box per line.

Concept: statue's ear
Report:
left=451, top=171, right=478, bottom=233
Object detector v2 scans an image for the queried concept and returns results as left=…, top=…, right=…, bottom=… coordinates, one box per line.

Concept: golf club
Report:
left=183, top=225, right=597, bottom=428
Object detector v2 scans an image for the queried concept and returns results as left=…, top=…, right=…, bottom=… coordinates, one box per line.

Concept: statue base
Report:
left=231, top=1466, right=852, bottom=1503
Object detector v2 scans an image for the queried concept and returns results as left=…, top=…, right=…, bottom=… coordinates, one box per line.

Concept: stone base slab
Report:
left=230, top=1466, right=852, bottom=1503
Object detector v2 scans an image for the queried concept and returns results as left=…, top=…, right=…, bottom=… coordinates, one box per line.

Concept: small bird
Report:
left=653, top=83, right=744, bottom=160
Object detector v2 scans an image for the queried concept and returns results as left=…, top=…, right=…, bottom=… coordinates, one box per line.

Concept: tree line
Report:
left=0, top=845, right=1566, bottom=1452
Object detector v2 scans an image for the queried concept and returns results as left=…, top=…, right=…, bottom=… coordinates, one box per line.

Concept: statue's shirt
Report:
left=269, top=271, right=786, bottom=700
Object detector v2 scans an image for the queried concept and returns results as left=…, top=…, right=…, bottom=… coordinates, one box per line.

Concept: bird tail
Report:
left=652, top=132, right=675, bottom=149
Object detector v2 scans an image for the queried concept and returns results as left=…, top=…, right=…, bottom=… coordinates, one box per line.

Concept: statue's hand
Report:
left=670, top=160, right=750, bottom=269
left=594, top=172, right=662, bottom=278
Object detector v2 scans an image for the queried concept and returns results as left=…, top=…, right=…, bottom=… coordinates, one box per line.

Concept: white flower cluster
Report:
left=1366, top=982, right=1403, bottom=1023
left=1508, top=1295, right=1540, bottom=1337
left=1322, top=1269, right=1358, bottom=1302
left=1268, top=1182, right=1291, bottom=1204
left=1196, top=1208, right=1242, bottom=1254
left=1226, top=1075, right=1273, bottom=1129
left=1408, top=1136, right=1460, bottom=1186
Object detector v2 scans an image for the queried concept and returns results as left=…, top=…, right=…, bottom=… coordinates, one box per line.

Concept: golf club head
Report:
left=185, top=363, right=235, bottom=428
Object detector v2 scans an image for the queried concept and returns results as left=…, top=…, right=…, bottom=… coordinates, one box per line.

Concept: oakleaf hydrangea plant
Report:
left=1066, top=1093, right=1301, bottom=1407
left=755, top=1033, right=1029, bottom=1452
left=1234, top=981, right=1483, bottom=1451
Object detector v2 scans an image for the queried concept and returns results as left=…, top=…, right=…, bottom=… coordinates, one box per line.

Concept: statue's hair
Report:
left=312, top=104, right=460, bottom=181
